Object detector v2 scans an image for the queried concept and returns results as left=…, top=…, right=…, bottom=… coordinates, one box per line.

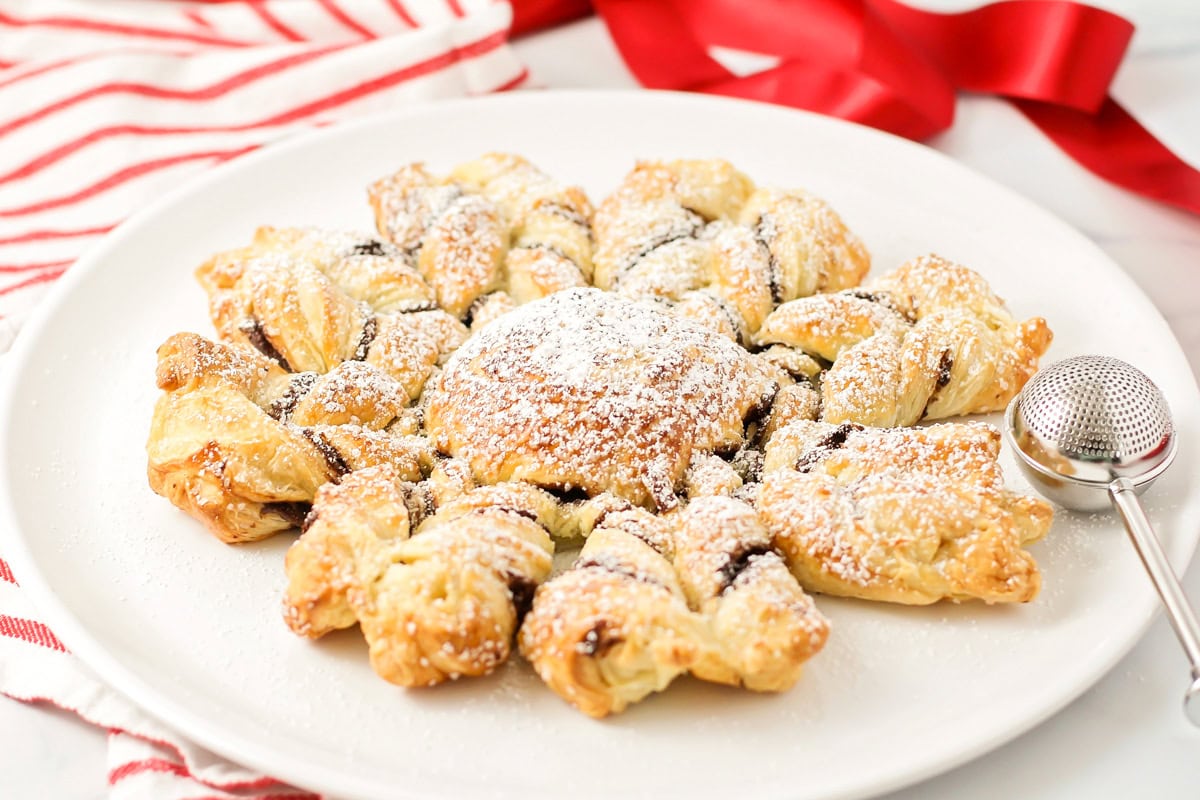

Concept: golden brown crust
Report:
left=368, top=164, right=506, bottom=318
left=756, top=256, right=1053, bottom=426
left=758, top=420, right=1052, bottom=604
left=519, top=510, right=701, bottom=718
left=737, top=187, right=871, bottom=301
left=151, top=154, right=1061, bottom=716
left=592, top=160, right=869, bottom=342
left=284, top=469, right=555, bottom=687
left=672, top=497, right=829, bottom=692
left=424, top=289, right=777, bottom=510
left=147, top=332, right=434, bottom=542
left=451, top=152, right=594, bottom=295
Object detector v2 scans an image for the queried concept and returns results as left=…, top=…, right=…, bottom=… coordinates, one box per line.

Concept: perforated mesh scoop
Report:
left=1010, top=355, right=1174, bottom=493
left=1004, top=355, right=1200, bottom=725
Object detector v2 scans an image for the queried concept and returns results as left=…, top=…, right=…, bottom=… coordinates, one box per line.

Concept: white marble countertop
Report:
left=3, top=1, right=1199, bottom=797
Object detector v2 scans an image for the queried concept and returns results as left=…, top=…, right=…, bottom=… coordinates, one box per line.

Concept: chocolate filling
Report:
left=577, top=620, right=622, bottom=658
left=576, top=556, right=665, bottom=589
left=729, top=447, right=764, bottom=484
left=395, top=300, right=440, bottom=314
left=268, top=372, right=318, bottom=421
left=473, top=505, right=540, bottom=525
left=921, top=349, right=955, bottom=419
left=935, top=350, right=954, bottom=390
left=753, top=215, right=785, bottom=305
left=462, top=295, right=489, bottom=328
left=641, top=469, right=679, bottom=514
left=264, top=501, right=313, bottom=529
left=744, top=384, right=780, bottom=429
left=717, top=544, right=774, bottom=593
left=238, top=318, right=293, bottom=372
left=525, top=242, right=572, bottom=262
left=845, top=289, right=886, bottom=304
left=300, top=507, right=319, bottom=533
left=588, top=499, right=634, bottom=531
left=301, top=428, right=351, bottom=479
left=541, top=484, right=590, bottom=504
left=404, top=484, right=436, bottom=528
left=844, top=289, right=914, bottom=322
left=618, top=212, right=703, bottom=275
left=505, top=572, right=538, bottom=621
left=794, top=422, right=863, bottom=472
left=349, top=240, right=389, bottom=257
left=539, top=202, right=590, bottom=228
left=352, top=316, right=378, bottom=362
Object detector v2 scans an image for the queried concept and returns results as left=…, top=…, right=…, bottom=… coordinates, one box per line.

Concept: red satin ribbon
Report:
left=515, top=0, right=1200, bottom=216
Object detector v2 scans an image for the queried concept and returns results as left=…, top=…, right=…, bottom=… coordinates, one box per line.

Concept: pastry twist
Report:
left=672, top=497, right=829, bottom=692
left=592, top=159, right=869, bottom=342
left=520, top=499, right=831, bottom=717
left=450, top=153, right=594, bottom=307
left=147, top=333, right=434, bottom=543
left=757, top=420, right=1053, bottom=604
left=196, top=225, right=468, bottom=392
left=368, top=163, right=507, bottom=318
left=519, top=508, right=703, bottom=718
left=755, top=255, right=1052, bottom=426
left=284, top=468, right=556, bottom=687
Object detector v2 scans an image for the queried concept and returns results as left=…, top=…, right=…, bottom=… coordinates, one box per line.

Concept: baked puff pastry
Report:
left=755, top=255, right=1052, bottom=426
left=196, top=226, right=435, bottom=320
left=591, top=159, right=752, bottom=328
left=672, top=497, right=829, bottom=692
left=424, top=288, right=778, bottom=511
left=519, top=508, right=704, bottom=718
left=521, top=498, right=830, bottom=717
left=194, top=225, right=468, bottom=411
left=757, top=420, right=1053, bottom=604
left=148, top=333, right=433, bottom=543
left=284, top=468, right=556, bottom=687
left=737, top=188, right=870, bottom=303
left=369, top=163, right=506, bottom=318
left=592, top=159, right=870, bottom=344
left=450, top=153, right=594, bottom=304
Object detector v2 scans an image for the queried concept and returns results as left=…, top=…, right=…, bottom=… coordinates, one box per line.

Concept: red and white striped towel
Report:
left=0, top=1, right=528, bottom=796
left=0, top=0, right=527, bottom=343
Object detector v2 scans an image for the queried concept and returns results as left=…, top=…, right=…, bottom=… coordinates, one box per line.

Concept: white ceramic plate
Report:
left=2, top=91, right=1198, bottom=800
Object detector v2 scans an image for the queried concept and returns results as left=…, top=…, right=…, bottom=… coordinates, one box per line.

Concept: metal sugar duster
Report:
left=1005, top=355, right=1200, bottom=724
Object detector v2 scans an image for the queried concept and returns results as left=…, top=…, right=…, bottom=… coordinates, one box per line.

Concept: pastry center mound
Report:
left=425, top=288, right=776, bottom=509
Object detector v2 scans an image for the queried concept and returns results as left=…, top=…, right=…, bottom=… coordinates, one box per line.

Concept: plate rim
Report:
left=1, top=88, right=1197, bottom=800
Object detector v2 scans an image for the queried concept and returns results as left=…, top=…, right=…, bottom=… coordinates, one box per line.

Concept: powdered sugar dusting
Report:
left=426, top=288, right=776, bottom=509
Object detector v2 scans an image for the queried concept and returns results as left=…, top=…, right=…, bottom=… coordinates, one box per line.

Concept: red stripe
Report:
left=0, top=31, right=507, bottom=185
left=107, top=728, right=289, bottom=792
left=0, top=55, right=94, bottom=92
left=0, top=49, right=197, bottom=93
left=0, top=146, right=257, bottom=218
left=108, top=758, right=188, bottom=785
left=182, top=9, right=214, bottom=31
left=314, top=0, right=376, bottom=39
left=179, top=795, right=318, bottom=800
left=0, top=558, right=15, bottom=584
left=384, top=0, right=419, bottom=27
left=0, top=59, right=18, bottom=70
left=0, top=45, right=346, bottom=140
left=0, top=11, right=254, bottom=48
left=0, top=614, right=69, bottom=652
left=0, top=266, right=68, bottom=296
left=0, top=224, right=114, bottom=245
left=493, top=67, right=530, bottom=92
left=445, top=0, right=467, bottom=18
left=247, top=0, right=306, bottom=42
left=0, top=260, right=73, bottom=274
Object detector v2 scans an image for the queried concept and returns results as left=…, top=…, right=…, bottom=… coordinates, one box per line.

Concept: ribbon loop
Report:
left=578, top=0, right=1200, bottom=216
